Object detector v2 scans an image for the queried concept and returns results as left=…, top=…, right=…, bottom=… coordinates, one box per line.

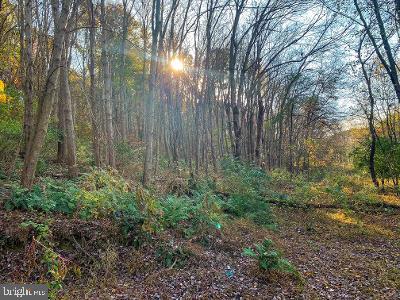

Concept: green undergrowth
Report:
left=217, top=157, right=274, bottom=226
left=267, top=169, right=396, bottom=210
left=243, top=239, right=297, bottom=275
left=1, top=160, right=313, bottom=296
left=19, top=220, right=82, bottom=299
left=6, top=158, right=276, bottom=232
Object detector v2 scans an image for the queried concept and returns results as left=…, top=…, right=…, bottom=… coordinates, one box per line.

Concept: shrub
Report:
left=243, top=239, right=296, bottom=274
left=41, top=125, right=61, bottom=163
left=224, top=194, right=273, bottom=226
left=6, top=170, right=142, bottom=223
left=160, top=196, right=193, bottom=228
left=114, top=193, right=143, bottom=234
left=269, top=169, right=295, bottom=190
left=80, top=168, right=129, bottom=192
left=115, top=142, right=138, bottom=165
left=134, top=187, right=163, bottom=233
left=6, top=179, right=79, bottom=214
left=155, top=242, right=190, bottom=268
left=218, top=157, right=273, bottom=226
left=325, top=183, right=348, bottom=206
left=289, top=183, right=329, bottom=205
left=77, top=169, right=134, bottom=219
left=352, top=186, right=380, bottom=206
left=220, top=156, right=270, bottom=196
left=20, top=220, right=78, bottom=299
left=76, top=139, right=93, bottom=166
left=159, top=190, right=225, bottom=235
left=191, top=190, right=224, bottom=232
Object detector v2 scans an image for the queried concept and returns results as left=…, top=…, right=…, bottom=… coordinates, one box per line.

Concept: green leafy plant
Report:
left=6, top=179, right=79, bottom=214
left=20, top=220, right=76, bottom=299
left=160, top=196, right=193, bottom=228
left=135, top=187, right=163, bottom=233
left=217, top=157, right=274, bottom=226
left=155, top=242, right=190, bottom=268
left=352, top=137, right=400, bottom=187
left=325, top=183, right=348, bottom=207
left=243, top=239, right=296, bottom=274
left=224, top=194, right=273, bottom=226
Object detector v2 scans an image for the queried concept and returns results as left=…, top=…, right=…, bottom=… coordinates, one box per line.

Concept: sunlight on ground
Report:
left=327, top=211, right=358, bottom=225
left=326, top=210, right=395, bottom=238
left=364, top=224, right=395, bottom=238
left=380, top=194, right=400, bottom=206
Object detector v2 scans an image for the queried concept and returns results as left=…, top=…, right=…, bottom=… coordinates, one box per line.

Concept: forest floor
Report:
left=63, top=207, right=400, bottom=298
left=1, top=169, right=400, bottom=299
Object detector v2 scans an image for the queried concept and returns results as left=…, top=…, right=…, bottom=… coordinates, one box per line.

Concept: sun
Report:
left=170, top=58, right=184, bottom=71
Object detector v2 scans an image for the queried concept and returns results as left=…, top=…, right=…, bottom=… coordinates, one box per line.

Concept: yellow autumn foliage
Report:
left=0, top=80, right=6, bottom=103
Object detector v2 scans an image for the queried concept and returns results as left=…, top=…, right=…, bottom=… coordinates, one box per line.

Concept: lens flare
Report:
left=170, top=58, right=184, bottom=71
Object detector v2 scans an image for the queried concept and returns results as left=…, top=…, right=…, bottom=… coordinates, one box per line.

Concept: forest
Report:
left=0, top=0, right=399, bottom=298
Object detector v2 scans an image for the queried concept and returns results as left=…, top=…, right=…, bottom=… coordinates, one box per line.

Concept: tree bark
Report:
left=101, top=0, right=115, bottom=168
left=60, top=30, right=78, bottom=177
left=21, top=0, right=72, bottom=188
left=21, top=0, right=34, bottom=157
left=143, top=0, right=161, bottom=185
left=87, top=0, right=102, bottom=167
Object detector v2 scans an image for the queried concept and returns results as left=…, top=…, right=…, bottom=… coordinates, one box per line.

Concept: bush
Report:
left=159, top=190, right=225, bottom=235
left=224, top=194, right=273, bottom=226
left=352, top=186, right=380, bottom=206
left=160, top=196, right=193, bottom=228
left=76, top=139, right=93, bottom=166
left=220, top=157, right=270, bottom=196
left=243, top=239, right=296, bottom=274
left=6, top=169, right=141, bottom=222
left=290, top=184, right=324, bottom=204
left=191, top=190, right=224, bottom=232
left=218, top=157, right=273, bottom=226
left=6, top=179, right=79, bottom=214
left=20, top=220, right=80, bottom=299
left=325, top=183, right=348, bottom=206
left=115, top=142, right=138, bottom=166
left=155, top=242, right=191, bottom=268
left=76, top=169, right=136, bottom=219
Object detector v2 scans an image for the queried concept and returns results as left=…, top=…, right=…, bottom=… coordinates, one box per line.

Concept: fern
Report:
left=243, top=239, right=296, bottom=274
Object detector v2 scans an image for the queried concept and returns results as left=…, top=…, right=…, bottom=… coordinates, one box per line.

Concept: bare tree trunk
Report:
left=21, top=0, right=72, bottom=188
left=118, top=0, right=132, bottom=141
left=255, top=98, right=264, bottom=165
left=87, top=0, right=101, bottom=167
left=358, top=35, right=379, bottom=188
left=21, top=0, right=34, bottom=157
left=57, top=91, right=66, bottom=162
left=101, top=0, right=115, bottom=168
left=60, top=30, right=78, bottom=177
left=143, top=0, right=161, bottom=185
left=396, top=0, right=400, bottom=23
left=228, top=0, right=245, bottom=158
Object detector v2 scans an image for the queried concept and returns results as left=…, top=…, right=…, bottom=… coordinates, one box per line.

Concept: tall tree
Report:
left=143, top=0, right=161, bottom=185
left=100, top=0, right=115, bottom=167
left=21, top=0, right=73, bottom=188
